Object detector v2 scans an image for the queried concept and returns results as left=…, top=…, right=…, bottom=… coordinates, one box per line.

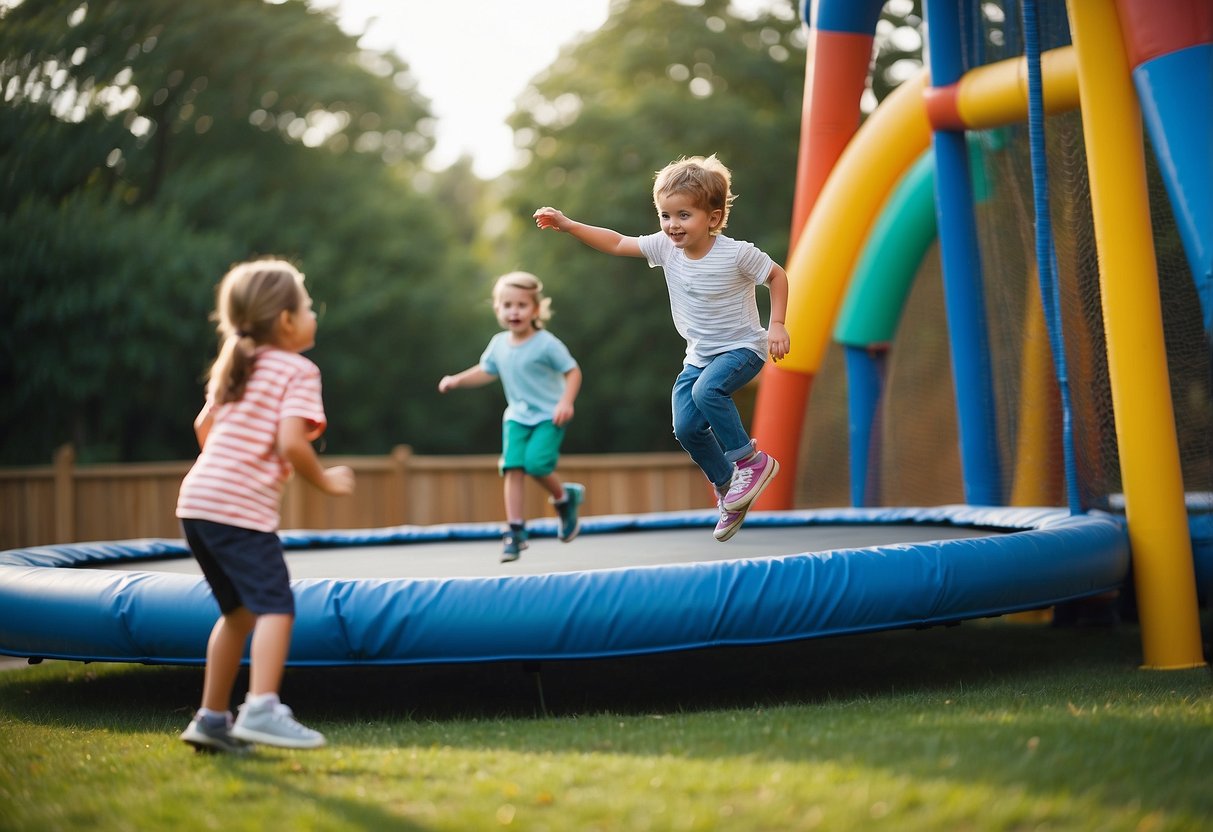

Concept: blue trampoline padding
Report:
left=1191, top=512, right=1212, bottom=602
left=0, top=507, right=1131, bottom=667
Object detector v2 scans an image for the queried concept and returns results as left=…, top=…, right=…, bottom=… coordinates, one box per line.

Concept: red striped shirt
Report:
left=176, top=348, right=326, bottom=532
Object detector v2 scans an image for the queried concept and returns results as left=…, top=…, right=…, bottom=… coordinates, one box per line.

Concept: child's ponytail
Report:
left=205, top=259, right=304, bottom=405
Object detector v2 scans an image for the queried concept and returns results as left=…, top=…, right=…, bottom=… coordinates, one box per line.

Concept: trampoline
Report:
left=0, top=506, right=1130, bottom=667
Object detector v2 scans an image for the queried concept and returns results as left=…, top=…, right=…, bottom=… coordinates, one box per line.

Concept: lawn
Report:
left=1, top=615, right=1210, bottom=831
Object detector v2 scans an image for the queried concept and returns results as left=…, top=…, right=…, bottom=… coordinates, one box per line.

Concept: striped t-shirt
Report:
left=637, top=232, right=774, bottom=367
left=176, top=348, right=327, bottom=533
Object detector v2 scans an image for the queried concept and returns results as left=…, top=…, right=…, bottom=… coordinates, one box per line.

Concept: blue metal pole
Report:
left=924, top=0, right=1003, bottom=505
left=1022, top=0, right=1083, bottom=514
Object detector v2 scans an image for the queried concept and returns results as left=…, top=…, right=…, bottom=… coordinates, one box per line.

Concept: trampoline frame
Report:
left=0, top=506, right=1129, bottom=667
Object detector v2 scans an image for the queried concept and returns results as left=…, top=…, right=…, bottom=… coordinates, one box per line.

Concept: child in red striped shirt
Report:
left=176, top=258, right=354, bottom=754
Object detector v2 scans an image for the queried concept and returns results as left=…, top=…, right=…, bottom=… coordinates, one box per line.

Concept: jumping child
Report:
left=534, top=154, right=790, bottom=541
left=439, top=271, right=584, bottom=562
left=177, top=258, right=355, bottom=753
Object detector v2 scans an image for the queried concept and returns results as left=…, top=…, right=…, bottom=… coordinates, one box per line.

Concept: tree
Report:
left=870, top=0, right=925, bottom=110
left=0, top=0, right=488, bottom=462
left=1, top=0, right=927, bottom=465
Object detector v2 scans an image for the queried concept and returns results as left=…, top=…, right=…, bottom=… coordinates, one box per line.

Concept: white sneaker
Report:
left=231, top=701, right=326, bottom=749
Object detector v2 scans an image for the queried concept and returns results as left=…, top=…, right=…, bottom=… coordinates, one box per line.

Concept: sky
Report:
left=313, top=0, right=613, bottom=179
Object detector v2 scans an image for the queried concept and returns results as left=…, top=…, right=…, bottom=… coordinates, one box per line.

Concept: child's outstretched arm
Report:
left=766, top=263, right=791, bottom=362
left=278, top=416, right=355, bottom=496
left=533, top=207, right=643, bottom=258
left=552, top=365, right=582, bottom=427
left=438, top=366, right=495, bottom=393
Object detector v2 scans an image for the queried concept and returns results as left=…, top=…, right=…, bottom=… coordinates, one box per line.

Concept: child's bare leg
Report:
left=538, top=472, right=583, bottom=542
left=503, top=469, right=527, bottom=525
left=201, top=607, right=255, bottom=712
left=230, top=613, right=325, bottom=750
left=248, top=613, right=293, bottom=697
left=532, top=472, right=566, bottom=502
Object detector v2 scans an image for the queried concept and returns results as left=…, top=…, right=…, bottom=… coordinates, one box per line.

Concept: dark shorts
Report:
left=500, top=419, right=565, bottom=477
left=181, top=518, right=294, bottom=615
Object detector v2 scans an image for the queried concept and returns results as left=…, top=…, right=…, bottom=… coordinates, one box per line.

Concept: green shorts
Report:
left=501, top=419, right=565, bottom=477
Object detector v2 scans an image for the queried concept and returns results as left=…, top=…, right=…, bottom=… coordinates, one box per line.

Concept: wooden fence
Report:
left=0, top=445, right=713, bottom=550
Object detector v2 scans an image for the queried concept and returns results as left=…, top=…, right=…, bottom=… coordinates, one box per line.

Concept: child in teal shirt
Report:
left=439, top=271, right=585, bottom=561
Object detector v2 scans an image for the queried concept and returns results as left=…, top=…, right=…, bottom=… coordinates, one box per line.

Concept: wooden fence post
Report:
left=53, top=443, right=75, bottom=543
left=391, top=444, right=413, bottom=525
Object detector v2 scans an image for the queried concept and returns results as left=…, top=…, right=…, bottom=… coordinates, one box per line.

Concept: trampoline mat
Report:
left=86, top=523, right=992, bottom=579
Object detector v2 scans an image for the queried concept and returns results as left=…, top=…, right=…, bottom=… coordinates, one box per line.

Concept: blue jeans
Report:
left=671, top=349, right=765, bottom=489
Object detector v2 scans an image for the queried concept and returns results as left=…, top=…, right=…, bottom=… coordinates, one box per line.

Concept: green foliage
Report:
left=0, top=0, right=490, bottom=462
left=872, top=0, right=926, bottom=106
left=0, top=193, right=226, bottom=461
left=1, top=0, right=927, bottom=464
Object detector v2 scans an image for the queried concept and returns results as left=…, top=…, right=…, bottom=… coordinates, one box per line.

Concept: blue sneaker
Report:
left=181, top=712, right=251, bottom=755
left=502, top=527, right=528, bottom=563
left=553, top=483, right=584, bottom=542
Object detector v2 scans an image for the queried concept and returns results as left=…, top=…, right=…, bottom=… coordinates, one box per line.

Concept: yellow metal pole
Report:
left=1066, top=0, right=1205, bottom=668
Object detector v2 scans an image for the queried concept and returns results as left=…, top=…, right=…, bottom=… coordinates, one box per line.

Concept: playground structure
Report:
left=0, top=0, right=1209, bottom=668
left=752, top=0, right=1211, bottom=668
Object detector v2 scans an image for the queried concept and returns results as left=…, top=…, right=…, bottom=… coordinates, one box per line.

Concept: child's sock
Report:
left=509, top=521, right=526, bottom=534
left=245, top=692, right=280, bottom=711
left=196, top=708, right=230, bottom=728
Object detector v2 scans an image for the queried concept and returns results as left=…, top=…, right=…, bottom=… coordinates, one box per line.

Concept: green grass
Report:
left=2, top=617, right=1211, bottom=831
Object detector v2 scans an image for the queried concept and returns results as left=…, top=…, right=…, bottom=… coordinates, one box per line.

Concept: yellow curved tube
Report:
left=783, top=71, right=932, bottom=375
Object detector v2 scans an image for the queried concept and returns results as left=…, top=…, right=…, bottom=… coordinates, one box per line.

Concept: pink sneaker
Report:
left=722, top=451, right=779, bottom=511
left=714, top=497, right=749, bottom=542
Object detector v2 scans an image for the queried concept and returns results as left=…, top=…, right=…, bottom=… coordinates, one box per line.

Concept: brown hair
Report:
left=652, top=154, right=736, bottom=235
left=205, top=258, right=305, bottom=405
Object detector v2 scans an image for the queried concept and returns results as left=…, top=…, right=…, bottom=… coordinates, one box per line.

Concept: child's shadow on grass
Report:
left=0, top=617, right=1156, bottom=727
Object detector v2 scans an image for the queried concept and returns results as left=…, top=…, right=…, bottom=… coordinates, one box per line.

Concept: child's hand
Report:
left=438, top=375, right=456, bottom=393
left=533, top=207, right=568, bottom=231
left=323, top=465, right=355, bottom=496
left=768, top=322, right=790, bottom=362
left=552, top=401, right=575, bottom=427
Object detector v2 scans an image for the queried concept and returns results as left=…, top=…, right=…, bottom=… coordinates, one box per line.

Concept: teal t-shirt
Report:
left=479, top=329, right=578, bottom=426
